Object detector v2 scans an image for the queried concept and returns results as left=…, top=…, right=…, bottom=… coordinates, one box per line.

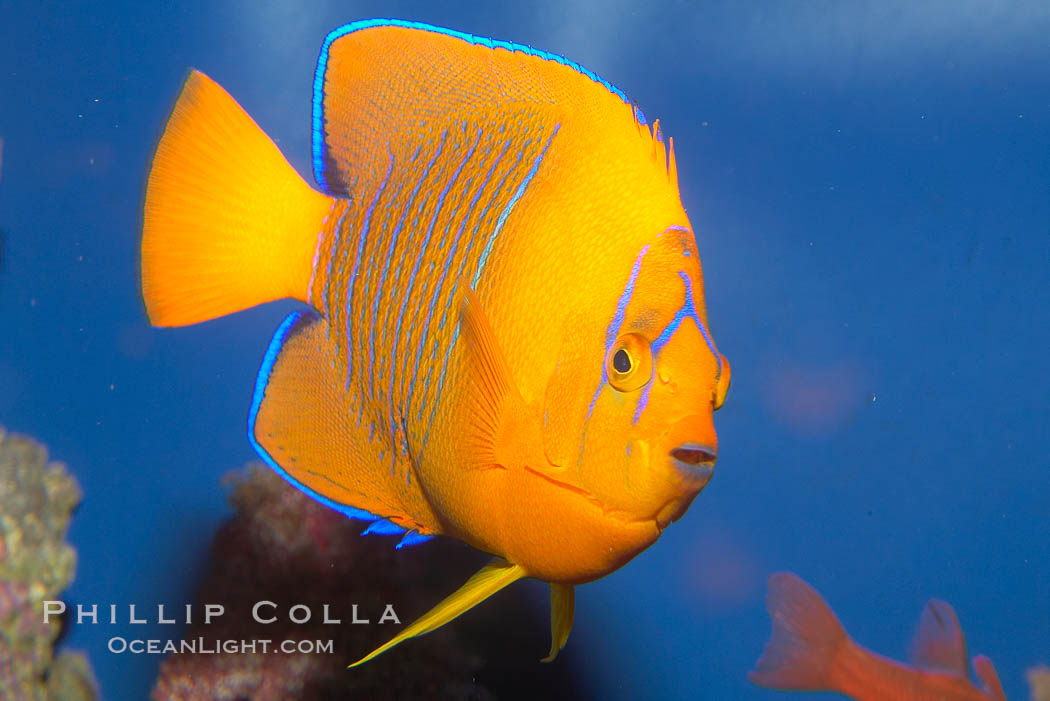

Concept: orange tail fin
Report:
left=141, top=70, right=333, bottom=327
left=749, top=572, right=849, bottom=691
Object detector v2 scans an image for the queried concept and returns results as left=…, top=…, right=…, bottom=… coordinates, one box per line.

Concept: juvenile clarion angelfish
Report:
left=141, top=19, right=731, bottom=665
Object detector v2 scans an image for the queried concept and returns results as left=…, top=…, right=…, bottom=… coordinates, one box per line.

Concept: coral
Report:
left=152, top=463, right=588, bottom=701
left=1029, top=665, right=1050, bottom=701
left=152, top=463, right=498, bottom=701
left=0, top=427, right=98, bottom=701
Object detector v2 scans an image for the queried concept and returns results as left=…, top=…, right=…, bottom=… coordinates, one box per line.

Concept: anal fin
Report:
left=249, top=310, right=436, bottom=533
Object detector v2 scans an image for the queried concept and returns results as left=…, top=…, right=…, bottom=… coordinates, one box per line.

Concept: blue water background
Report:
left=1, top=1, right=1047, bottom=698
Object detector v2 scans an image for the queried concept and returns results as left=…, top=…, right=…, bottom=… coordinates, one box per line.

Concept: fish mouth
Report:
left=670, top=443, right=717, bottom=481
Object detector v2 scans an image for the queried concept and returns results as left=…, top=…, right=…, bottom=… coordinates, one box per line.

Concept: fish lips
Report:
left=670, top=442, right=717, bottom=486
left=661, top=443, right=715, bottom=529
left=664, top=412, right=718, bottom=490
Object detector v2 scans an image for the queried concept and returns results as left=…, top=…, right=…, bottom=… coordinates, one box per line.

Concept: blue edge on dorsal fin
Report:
left=247, top=309, right=434, bottom=549
left=310, top=18, right=647, bottom=195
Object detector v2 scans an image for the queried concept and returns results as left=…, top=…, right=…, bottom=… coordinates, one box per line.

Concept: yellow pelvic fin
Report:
left=458, top=281, right=536, bottom=470
left=348, top=558, right=526, bottom=668
left=142, top=70, right=333, bottom=327
left=541, top=583, right=575, bottom=663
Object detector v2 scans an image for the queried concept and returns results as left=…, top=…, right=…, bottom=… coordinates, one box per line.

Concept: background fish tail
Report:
left=141, top=70, right=333, bottom=327
left=748, top=572, right=849, bottom=692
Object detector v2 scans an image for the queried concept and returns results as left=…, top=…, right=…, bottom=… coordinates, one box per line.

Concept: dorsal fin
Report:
left=974, top=655, right=1007, bottom=701
left=668, top=136, right=679, bottom=189
left=311, top=19, right=643, bottom=196
left=910, top=599, right=968, bottom=677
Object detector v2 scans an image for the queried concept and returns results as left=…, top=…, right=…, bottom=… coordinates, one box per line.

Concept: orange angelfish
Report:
left=750, top=572, right=1007, bottom=700
left=141, top=19, right=730, bottom=665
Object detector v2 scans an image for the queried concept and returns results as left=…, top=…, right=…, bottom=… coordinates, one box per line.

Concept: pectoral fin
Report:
left=541, top=583, right=574, bottom=662
left=348, top=558, right=526, bottom=668
left=458, top=280, right=536, bottom=470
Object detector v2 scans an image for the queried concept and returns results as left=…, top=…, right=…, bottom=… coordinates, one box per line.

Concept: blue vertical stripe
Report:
left=578, top=242, right=654, bottom=461
left=419, top=136, right=528, bottom=432
left=323, top=201, right=354, bottom=334
left=363, top=178, right=407, bottom=398
left=471, top=124, right=560, bottom=288
left=307, top=203, right=336, bottom=309
left=412, top=137, right=513, bottom=438
left=385, top=127, right=477, bottom=445
left=345, top=149, right=394, bottom=390
left=628, top=272, right=721, bottom=427
left=651, top=271, right=722, bottom=376
left=400, top=128, right=482, bottom=421
left=367, top=132, right=448, bottom=402
left=632, top=382, right=652, bottom=424
left=605, top=244, right=649, bottom=349
left=418, top=125, right=552, bottom=443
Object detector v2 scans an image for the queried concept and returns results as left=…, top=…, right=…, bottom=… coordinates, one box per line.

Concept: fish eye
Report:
left=606, top=333, right=652, bottom=393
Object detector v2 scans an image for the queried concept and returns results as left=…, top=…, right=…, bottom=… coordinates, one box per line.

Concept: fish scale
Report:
left=311, top=113, right=555, bottom=459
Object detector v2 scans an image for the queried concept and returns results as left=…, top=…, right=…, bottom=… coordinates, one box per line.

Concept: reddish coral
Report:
left=151, top=464, right=496, bottom=701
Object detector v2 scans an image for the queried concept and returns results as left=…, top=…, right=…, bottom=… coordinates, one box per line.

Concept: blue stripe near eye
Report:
left=313, top=19, right=638, bottom=193
left=578, top=242, right=654, bottom=460
left=247, top=310, right=379, bottom=522
left=605, top=244, right=649, bottom=349
left=471, top=124, right=560, bottom=288
left=346, top=149, right=394, bottom=390
left=651, top=271, right=722, bottom=377
left=588, top=245, right=651, bottom=413
left=632, top=382, right=652, bottom=424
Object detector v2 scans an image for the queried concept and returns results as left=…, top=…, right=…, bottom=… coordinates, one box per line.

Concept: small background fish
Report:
left=751, top=573, right=1007, bottom=701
